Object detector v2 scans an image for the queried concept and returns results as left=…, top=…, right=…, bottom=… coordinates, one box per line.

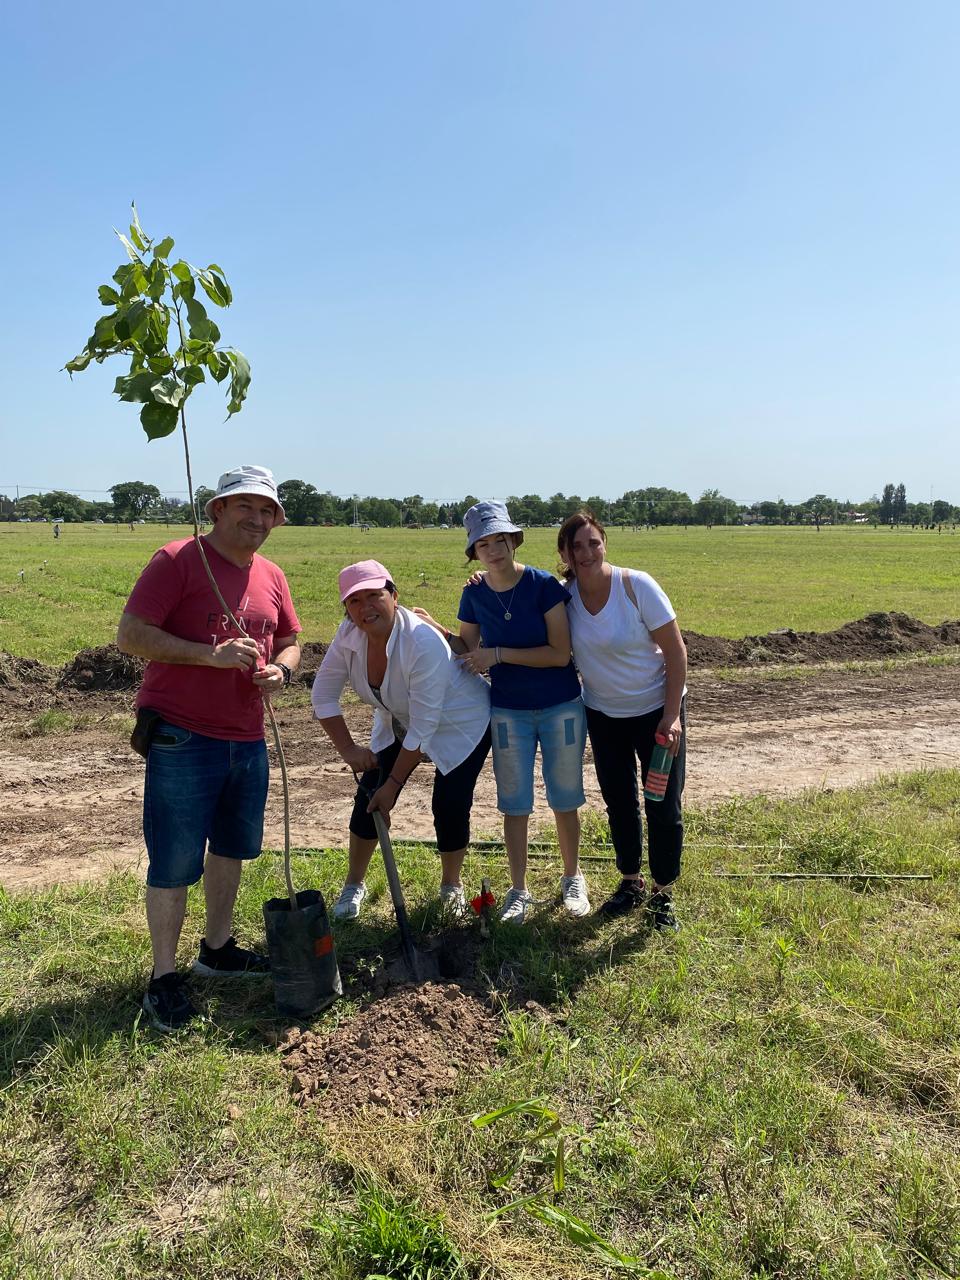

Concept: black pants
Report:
left=585, top=700, right=686, bottom=885
left=349, top=728, right=492, bottom=853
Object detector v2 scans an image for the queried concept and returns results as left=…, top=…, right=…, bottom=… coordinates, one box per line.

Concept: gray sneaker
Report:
left=439, top=883, right=468, bottom=918
left=332, top=882, right=367, bottom=921
left=498, top=887, right=534, bottom=925
left=560, top=872, right=591, bottom=917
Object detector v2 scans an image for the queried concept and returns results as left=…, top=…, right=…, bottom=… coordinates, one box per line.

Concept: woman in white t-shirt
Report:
left=558, top=512, right=688, bottom=930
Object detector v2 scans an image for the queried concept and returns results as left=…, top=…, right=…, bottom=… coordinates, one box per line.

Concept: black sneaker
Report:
left=596, top=878, right=646, bottom=918
left=193, top=936, right=270, bottom=977
left=647, top=891, right=680, bottom=933
left=142, top=972, right=198, bottom=1032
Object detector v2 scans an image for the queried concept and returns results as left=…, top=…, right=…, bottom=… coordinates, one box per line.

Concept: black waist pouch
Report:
left=130, top=707, right=164, bottom=759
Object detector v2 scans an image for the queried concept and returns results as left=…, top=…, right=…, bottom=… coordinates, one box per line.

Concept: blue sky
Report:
left=1, top=1, right=957, bottom=505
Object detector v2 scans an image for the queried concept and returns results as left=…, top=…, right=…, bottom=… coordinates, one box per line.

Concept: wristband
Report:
left=276, top=662, right=292, bottom=686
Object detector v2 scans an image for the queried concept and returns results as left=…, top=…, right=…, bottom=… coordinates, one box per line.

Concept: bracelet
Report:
left=444, top=629, right=455, bottom=646
left=388, top=773, right=405, bottom=788
left=276, top=662, right=292, bottom=686
left=495, top=646, right=502, bottom=665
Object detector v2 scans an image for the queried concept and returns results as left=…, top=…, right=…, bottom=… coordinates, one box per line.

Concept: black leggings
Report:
left=585, top=700, right=686, bottom=885
left=349, top=728, right=492, bottom=853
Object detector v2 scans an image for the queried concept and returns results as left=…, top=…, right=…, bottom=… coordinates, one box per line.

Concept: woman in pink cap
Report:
left=312, top=560, right=491, bottom=920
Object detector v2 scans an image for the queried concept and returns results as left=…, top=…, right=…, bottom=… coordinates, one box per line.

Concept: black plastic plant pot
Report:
left=262, top=889, right=342, bottom=1017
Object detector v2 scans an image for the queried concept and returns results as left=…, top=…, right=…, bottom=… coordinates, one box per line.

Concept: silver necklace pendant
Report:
left=503, top=611, right=512, bottom=621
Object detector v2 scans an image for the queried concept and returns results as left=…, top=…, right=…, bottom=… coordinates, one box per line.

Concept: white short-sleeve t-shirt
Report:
left=567, top=566, right=682, bottom=717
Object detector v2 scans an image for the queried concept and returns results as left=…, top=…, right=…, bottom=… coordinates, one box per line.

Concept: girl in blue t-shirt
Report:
left=417, top=501, right=589, bottom=924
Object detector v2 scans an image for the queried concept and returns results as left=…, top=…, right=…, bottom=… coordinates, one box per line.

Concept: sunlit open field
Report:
left=2, top=522, right=958, bottom=664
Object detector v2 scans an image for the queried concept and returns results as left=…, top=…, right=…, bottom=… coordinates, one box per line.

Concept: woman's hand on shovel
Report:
left=342, top=744, right=377, bottom=773
left=367, top=776, right=400, bottom=824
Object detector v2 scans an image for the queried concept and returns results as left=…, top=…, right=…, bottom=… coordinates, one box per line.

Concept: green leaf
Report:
left=173, top=277, right=195, bottom=302
left=64, top=349, right=95, bottom=374
left=90, top=314, right=118, bottom=350
left=140, top=401, right=179, bottom=440
left=152, top=236, right=174, bottom=260
left=170, top=260, right=192, bottom=283
left=150, top=375, right=187, bottom=408
left=197, top=268, right=232, bottom=307
left=205, top=350, right=230, bottom=382
left=472, top=1100, right=558, bottom=1129
left=553, top=1136, right=566, bottom=1193
left=98, top=285, right=120, bottom=306
left=148, top=304, right=170, bottom=348
left=147, top=355, right=175, bottom=374
left=113, top=372, right=157, bottom=403
left=185, top=295, right=220, bottom=343
left=145, top=260, right=167, bottom=301
left=114, top=300, right=151, bottom=343
left=224, top=349, right=251, bottom=417
left=115, top=230, right=140, bottom=262
left=522, top=1202, right=655, bottom=1272
left=182, top=365, right=206, bottom=386
left=129, top=203, right=148, bottom=251
left=118, top=263, right=148, bottom=300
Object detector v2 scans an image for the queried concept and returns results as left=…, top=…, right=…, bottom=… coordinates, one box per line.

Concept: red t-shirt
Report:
left=125, top=536, right=301, bottom=741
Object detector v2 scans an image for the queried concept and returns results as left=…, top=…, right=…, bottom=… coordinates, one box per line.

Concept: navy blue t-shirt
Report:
left=458, top=567, right=581, bottom=710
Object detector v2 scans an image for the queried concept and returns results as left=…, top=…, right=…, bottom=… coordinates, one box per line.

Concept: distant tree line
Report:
left=2, top=479, right=957, bottom=528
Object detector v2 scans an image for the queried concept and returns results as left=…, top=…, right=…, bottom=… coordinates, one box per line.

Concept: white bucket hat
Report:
left=204, top=465, right=286, bottom=525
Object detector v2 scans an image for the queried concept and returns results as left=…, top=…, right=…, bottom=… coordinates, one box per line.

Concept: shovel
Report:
left=355, top=769, right=422, bottom=983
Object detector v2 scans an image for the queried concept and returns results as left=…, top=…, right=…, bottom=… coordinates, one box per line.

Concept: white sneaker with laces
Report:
left=439, top=883, right=468, bottom=918
left=560, top=872, right=591, bottom=917
left=332, top=882, right=367, bottom=921
left=498, top=886, right=534, bottom=925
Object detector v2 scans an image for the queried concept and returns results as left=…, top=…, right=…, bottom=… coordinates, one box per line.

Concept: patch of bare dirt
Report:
left=2, top=617, right=960, bottom=892
left=279, top=981, right=500, bottom=1117
left=683, top=611, right=960, bottom=667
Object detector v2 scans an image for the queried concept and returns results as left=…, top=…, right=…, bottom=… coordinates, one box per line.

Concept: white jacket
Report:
left=311, top=605, right=490, bottom=774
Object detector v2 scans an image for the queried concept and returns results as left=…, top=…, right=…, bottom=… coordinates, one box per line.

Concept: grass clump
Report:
left=317, top=1184, right=469, bottom=1279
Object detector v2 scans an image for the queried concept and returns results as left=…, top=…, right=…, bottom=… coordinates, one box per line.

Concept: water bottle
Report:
left=644, top=733, right=673, bottom=802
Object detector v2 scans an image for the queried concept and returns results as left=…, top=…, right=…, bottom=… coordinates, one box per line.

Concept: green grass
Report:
left=2, top=770, right=959, bottom=1278
left=2, top=522, right=959, bottom=664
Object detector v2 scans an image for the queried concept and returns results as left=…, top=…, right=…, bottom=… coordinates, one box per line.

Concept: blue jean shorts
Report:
left=490, top=697, right=587, bottom=816
left=143, top=720, right=269, bottom=888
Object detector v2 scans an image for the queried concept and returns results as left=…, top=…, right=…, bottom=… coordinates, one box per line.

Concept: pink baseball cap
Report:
left=338, top=559, right=394, bottom=602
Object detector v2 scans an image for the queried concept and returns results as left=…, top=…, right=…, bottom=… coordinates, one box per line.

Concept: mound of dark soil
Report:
left=0, top=652, right=56, bottom=693
left=293, top=641, right=328, bottom=686
left=59, top=645, right=144, bottom=691
left=684, top=612, right=960, bottom=668
left=280, top=981, right=500, bottom=1118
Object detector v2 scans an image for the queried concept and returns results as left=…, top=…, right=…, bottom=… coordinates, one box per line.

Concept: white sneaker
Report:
left=439, top=883, right=468, bottom=918
left=498, top=887, right=534, bottom=925
left=332, top=882, right=367, bottom=921
left=560, top=872, right=591, bottom=918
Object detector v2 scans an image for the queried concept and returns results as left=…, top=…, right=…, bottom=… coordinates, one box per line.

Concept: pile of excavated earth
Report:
left=3, top=613, right=959, bottom=714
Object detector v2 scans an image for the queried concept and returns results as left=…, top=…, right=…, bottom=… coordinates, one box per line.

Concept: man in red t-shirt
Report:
left=118, top=464, right=301, bottom=1031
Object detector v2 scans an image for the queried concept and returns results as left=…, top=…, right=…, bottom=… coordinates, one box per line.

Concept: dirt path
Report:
left=2, top=660, right=957, bottom=891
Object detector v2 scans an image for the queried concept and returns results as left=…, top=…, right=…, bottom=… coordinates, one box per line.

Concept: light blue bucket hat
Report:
left=463, top=500, right=523, bottom=557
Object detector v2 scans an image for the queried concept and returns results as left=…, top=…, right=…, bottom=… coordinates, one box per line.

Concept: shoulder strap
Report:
left=620, top=568, right=641, bottom=617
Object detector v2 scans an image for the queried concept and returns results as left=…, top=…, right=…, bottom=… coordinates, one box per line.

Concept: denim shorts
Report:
left=490, top=697, right=586, bottom=816
left=143, top=720, right=269, bottom=888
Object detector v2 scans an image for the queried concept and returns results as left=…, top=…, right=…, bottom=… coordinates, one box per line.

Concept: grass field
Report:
left=1, top=522, right=958, bottom=665
left=2, top=772, right=959, bottom=1279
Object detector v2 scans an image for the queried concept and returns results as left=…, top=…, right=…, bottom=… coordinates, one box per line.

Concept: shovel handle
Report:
left=371, top=811, right=421, bottom=982
left=355, top=769, right=421, bottom=982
